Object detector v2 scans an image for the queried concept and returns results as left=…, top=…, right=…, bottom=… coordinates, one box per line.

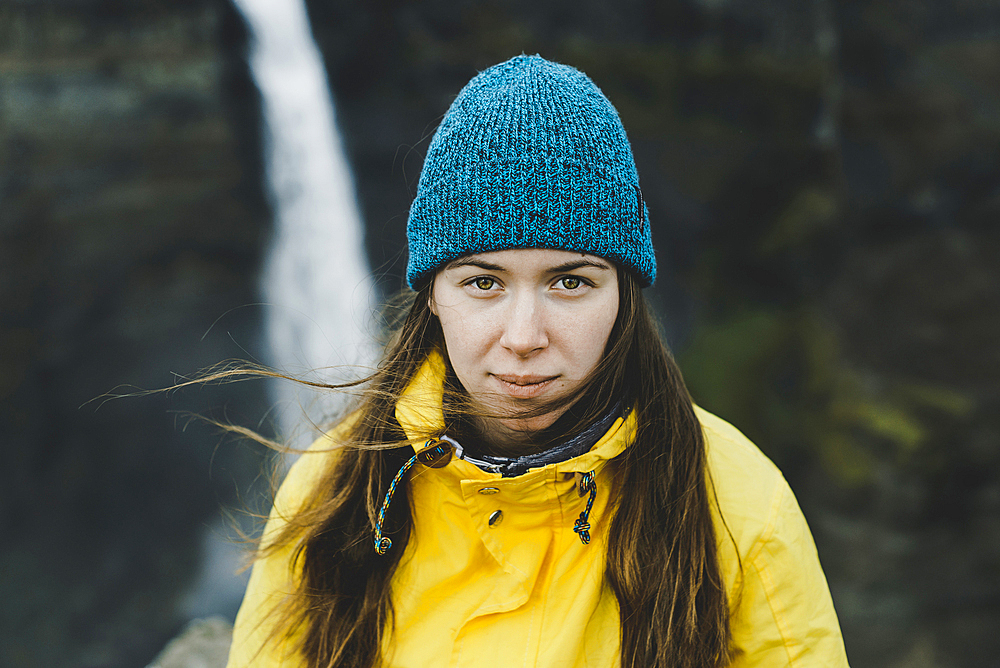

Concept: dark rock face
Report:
left=1, top=2, right=272, bottom=666
left=3, top=0, right=1000, bottom=666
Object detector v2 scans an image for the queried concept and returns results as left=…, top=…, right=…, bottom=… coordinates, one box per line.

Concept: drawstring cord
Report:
left=373, top=451, right=420, bottom=555
left=374, top=439, right=599, bottom=554
left=573, top=471, right=597, bottom=545
left=373, top=438, right=454, bottom=555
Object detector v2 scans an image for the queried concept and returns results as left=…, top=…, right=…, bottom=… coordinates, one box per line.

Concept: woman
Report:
left=227, top=55, right=849, bottom=668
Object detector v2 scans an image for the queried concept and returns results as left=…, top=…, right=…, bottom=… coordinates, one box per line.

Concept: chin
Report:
left=498, top=412, right=560, bottom=436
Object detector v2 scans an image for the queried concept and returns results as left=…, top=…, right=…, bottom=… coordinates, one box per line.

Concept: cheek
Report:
left=568, top=296, right=619, bottom=370
left=436, top=307, right=490, bottom=375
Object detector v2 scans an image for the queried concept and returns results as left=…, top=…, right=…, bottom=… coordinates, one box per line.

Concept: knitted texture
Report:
left=406, top=54, right=656, bottom=288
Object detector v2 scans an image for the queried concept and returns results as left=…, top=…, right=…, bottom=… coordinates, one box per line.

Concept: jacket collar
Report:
left=394, top=350, right=635, bottom=478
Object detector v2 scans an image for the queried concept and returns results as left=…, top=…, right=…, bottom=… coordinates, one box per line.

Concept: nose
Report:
left=499, top=291, right=548, bottom=358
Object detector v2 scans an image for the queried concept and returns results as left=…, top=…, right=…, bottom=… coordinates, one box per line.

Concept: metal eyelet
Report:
left=416, top=440, right=452, bottom=468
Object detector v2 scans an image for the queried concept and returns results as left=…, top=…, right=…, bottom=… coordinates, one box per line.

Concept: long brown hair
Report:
left=255, top=270, right=733, bottom=668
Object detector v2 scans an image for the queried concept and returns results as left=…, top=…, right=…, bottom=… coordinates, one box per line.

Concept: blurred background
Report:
left=2, top=0, right=999, bottom=666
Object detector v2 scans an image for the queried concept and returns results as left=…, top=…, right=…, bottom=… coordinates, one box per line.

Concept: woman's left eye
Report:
left=558, top=277, right=582, bottom=290
left=473, top=277, right=495, bottom=290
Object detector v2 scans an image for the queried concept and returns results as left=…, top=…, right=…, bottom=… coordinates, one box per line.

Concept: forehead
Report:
left=443, top=248, right=614, bottom=272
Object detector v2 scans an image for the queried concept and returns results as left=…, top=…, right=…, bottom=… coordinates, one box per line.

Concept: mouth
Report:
left=492, top=374, right=559, bottom=399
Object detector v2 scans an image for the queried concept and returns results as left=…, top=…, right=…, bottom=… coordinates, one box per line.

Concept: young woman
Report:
left=227, top=55, right=849, bottom=668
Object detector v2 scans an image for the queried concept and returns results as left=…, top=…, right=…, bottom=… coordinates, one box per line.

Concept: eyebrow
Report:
left=445, top=256, right=614, bottom=273
left=546, top=259, right=614, bottom=273
left=446, top=258, right=506, bottom=271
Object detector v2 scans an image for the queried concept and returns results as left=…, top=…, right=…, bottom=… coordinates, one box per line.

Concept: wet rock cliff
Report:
left=1, top=2, right=272, bottom=665
left=2, top=0, right=998, bottom=666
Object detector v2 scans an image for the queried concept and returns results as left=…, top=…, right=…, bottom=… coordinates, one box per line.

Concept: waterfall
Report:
left=179, top=0, right=374, bottom=621
left=239, top=0, right=376, bottom=440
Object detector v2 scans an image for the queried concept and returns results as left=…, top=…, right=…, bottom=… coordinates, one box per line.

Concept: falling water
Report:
left=178, top=0, right=374, bottom=620
left=240, top=0, right=376, bottom=436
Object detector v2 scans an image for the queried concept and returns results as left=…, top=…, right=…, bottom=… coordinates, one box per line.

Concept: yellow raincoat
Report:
left=228, top=352, right=849, bottom=667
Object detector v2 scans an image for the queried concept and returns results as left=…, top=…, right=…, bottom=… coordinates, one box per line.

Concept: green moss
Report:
left=680, top=305, right=976, bottom=487
left=680, top=307, right=792, bottom=440
left=818, top=432, right=877, bottom=488
left=830, top=394, right=927, bottom=453
left=759, top=187, right=839, bottom=255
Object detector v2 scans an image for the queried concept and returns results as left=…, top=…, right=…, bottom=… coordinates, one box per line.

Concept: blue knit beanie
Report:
left=406, top=54, right=656, bottom=289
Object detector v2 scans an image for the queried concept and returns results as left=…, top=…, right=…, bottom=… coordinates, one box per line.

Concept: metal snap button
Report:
left=478, top=487, right=500, bottom=495
left=488, top=510, right=503, bottom=527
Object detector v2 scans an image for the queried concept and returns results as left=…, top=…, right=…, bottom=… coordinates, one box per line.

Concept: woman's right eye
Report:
left=473, top=277, right=495, bottom=290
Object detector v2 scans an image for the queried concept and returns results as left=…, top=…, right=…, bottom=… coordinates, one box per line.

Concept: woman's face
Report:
left=430, top=248, right=619, bottom=441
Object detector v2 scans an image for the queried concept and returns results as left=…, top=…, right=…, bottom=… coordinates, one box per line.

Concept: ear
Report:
left=427, top=284, right=439, bottom=316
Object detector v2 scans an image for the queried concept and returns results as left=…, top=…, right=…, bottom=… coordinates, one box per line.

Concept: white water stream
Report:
left=180, top=0, right=375, bottom=620
left=242, top=0, right=376, bottom=437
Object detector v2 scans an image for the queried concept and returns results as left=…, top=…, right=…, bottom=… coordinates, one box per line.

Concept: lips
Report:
left=492, top=374, right=559, bottom=399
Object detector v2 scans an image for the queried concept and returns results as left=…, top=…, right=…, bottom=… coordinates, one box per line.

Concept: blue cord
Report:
left=573, top=471, right=597, bottom=545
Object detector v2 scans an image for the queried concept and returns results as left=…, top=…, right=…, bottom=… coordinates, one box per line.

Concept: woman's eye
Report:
left=559, top=277, right=582, bottom=290
left=473, top=277, right=495, bottom=290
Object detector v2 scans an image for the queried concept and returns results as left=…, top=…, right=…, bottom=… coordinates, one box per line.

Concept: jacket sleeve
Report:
left=226, top=432, right=343, bottom=668
left=729, top=479, right=851, bottom=667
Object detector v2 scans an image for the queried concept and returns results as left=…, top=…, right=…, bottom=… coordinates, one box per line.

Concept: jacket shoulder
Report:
left=267, top=414, right=358, bottom=528
left=226, top=416, right=356, bottom=668
left=696, top=406, right=786, bottom=551
left=695, top=407, right=851, bottom=666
